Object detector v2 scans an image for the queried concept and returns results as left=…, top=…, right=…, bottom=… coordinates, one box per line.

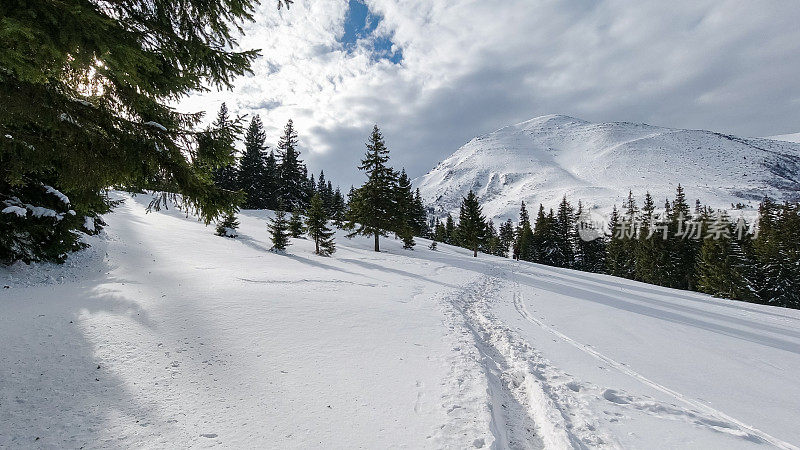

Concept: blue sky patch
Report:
left=340, top=0, right=402, bottom=64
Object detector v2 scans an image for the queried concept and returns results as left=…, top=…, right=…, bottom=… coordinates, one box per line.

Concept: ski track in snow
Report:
left=506, top=263, right=799, bottom=450
left=436, top=263, right=799, bottom=450
left=438, top=272, right=614, bottom=449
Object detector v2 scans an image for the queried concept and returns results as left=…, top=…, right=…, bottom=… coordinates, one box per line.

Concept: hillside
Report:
left=415, top=115, right=800, bottom=221
left=768, top=132, right=800, bottom=144
left=2, top=192, right=799, bottom=448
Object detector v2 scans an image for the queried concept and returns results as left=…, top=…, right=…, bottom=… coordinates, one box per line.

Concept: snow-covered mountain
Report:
left=768, top=132, right=800, bottom=144
left=416, top=115, right=800, bottom=221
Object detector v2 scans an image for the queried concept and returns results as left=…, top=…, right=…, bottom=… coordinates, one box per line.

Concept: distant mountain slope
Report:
left=768, top=132, right=800, bottom=144
left=416, top=115, right=800, bottom=221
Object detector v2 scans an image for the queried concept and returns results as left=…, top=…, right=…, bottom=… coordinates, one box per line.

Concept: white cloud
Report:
left=179, top=0, right=800, bottom=188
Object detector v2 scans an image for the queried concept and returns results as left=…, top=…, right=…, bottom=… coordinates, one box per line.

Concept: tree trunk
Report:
left=374, top=233, right=380, bottom=252
left=473, top=245, right=478, bottom=257
left=315, top=236, right=320, bottom=255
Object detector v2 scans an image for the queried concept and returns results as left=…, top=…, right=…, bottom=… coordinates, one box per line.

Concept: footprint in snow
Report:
left=200, top=433, right=218, bottom=438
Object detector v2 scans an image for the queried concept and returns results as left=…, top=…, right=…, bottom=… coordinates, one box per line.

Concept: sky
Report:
left=180, top=0, right=800, bottom=189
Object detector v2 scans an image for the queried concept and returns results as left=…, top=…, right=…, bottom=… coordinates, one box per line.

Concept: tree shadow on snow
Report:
left=510, top=270, right=800, bottom=356
left=511, top=264, right=800, bottom=341
left=529, top=264, right=800, bottom=323
left=0, top=260, right=176, bottom=448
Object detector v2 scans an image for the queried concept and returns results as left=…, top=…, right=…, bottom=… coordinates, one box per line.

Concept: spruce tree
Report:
left=1, top=0, right=291, bottom=263
left=695, top=211, right=750, bottom=300
left=532, top=205, right=558, bottom=265
left=635, top=192, right=659, bottom=283
left=483, top=220, right=502, bottom=256
left=606, top=205, right=627, bottom=277
left=730, top=217, right=758, bottom=300
left=238, top=115, right=268, bottom=208
left=308, top=173, right=316, bottom=202
left=457, top=190, right=487, bottom=257
left=215, top=211, right=239, bottom=238
left=0, top=183, right=88, bottom=264
left=326, top=181, right=334, bottom=208
left=445, top=214, right=456, bottom=245
left=268, top=207, right=290, bottom=252
left=316, top=170, right=326, bottom=197
left=331, top=187, right=347, bottom=228
left=541, top=208, right=562, bottom=266
left=618, top=191, right=638, bottom=278
left=306, top=194, right=335, bottom=256
left=668, top=185, right=699, bottom=289
left=316, top=170, right=335, bottom=213
left=346, top=125, right=397, bottom=252
left=277, top=119, right=307, bottom=209
left=752, top=200, right=800, bottom=308
left=262, top=150, right=279, bottom=209
left=401, top=228, right=416, bottom=249
left=514, top=202, right=534, bottom=261
left=555, top=195, right=576, bottom=268
left=302, top=165, right=313, bottom=203
left=208, top=103, right=240, bottom=192
left=574, top=203, right=606, bottom=273
left=289, top=208, right=305, bottom=238
left=499, top=219, right=515, bottom=258
left=752, top=198, right=780, bottom=303
left=394, top=168, right=415, bottom=237
left=343, top=185, right=357, bottom=230
left=412, top=189, right=429, bottom=236
left=652, top=198, right=675, bottom=286
left=434, top=217, right=447, bottom=244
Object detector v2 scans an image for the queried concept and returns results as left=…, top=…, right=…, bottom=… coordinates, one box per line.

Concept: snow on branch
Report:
left=43, top=185, right=71, bottom=205
left=143, top=121, right=167, bottom=131
left=2, top=206, right=27, bottom=217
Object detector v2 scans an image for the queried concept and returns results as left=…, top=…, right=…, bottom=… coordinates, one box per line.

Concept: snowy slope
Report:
left=2, top=192, right=800, bottom=449
left=768, top=132, right=800, bottom=144
left=416, top=115, right=800, bottom=221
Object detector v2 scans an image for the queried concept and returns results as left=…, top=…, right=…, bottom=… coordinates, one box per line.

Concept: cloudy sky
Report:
left=180, top=0, right=800, bottom=189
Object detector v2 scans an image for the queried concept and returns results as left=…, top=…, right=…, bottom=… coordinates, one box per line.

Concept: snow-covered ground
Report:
left=2, top=192, right=800, bottom=449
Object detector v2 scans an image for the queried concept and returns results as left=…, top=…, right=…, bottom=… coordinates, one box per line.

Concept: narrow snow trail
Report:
left=484, top=260, right=800, bottom=449
left=508, top=265, right=796, bottom=450
left=438, top=272, right=614, bottom=449
left=3, top=192, right=800, bottom=448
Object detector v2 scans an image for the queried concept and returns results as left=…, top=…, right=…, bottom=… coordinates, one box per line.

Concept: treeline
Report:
left=214, top=116, right=428, bottom=255
left=432, top=186, right=800, bottom=309
left=203, top=103, right=347, bottom=217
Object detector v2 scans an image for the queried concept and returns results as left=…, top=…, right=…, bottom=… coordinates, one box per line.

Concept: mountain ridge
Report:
left=415, top=115, right=800, bottom=221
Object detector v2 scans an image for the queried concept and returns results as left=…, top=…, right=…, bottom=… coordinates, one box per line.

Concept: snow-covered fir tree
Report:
left=208, top=103, right=241, bottom=194
left=289, top=208, right=305, bottom=238
left=305, top=194, right=335, bottom=256
left=457, top=190, right=487, bottom=257
left=498, top=219, right=515, bottom=258
left=0, top=0, right=272, bottom=263
left=277, top=119, right=307, bottom=210
left=238, top=115, right=268, bottom=209
left=268, top=208, right=290, bottom=252
left=346, top=125, right=398, bottom=252
left=554, top=195, right=576, bottom=268
left=215, top=211, right=239, bottom=238
left=331, top=187, right=347, bottom=227
left=262, top=150, right=280, bottom=210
